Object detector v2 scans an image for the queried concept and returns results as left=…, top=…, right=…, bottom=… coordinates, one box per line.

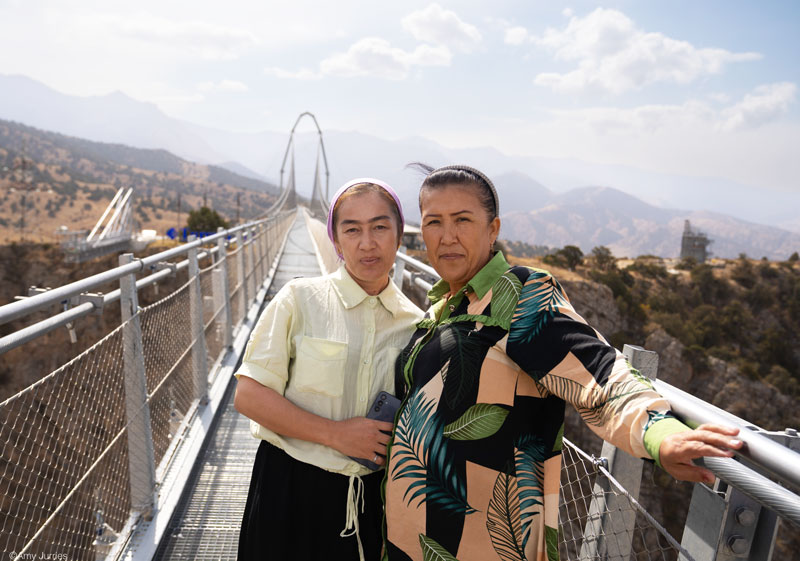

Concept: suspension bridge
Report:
left=0, top=113, right=798, bottom=561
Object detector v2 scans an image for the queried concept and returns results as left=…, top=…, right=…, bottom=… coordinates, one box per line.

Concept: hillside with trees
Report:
left=511, top=246, right=800, bottom=428
left=0, top=119, right=279, bottom=242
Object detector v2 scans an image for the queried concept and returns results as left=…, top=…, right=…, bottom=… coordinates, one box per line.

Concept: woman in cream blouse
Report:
left=234, top=179, right=422, bottom=561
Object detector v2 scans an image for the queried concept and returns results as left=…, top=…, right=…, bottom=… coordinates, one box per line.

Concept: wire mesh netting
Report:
left=245, top=240, right=257, bottom=310
left=0, top=325, right=131, bottom=561
left=200, top=265, right=226, bottom=373
left=559, top=438, right=692, bottom=561
left=0, top=212, right=297, bottom=560
left=140, top=280, right=196, bottom=468
left=226, top=248, right=243, bottom=329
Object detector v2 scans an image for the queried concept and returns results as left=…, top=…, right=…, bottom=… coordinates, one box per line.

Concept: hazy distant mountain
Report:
left=2, top=73, right=799, bottom=256
left=501, top=186, right=800, bottom=260
left=491, top=171, right=552, bottom=213
left=0, top=74, right=226, bottom=164
left=216, top=161, right=269, bottom=182
left=4, top=73, right=798, bottom=231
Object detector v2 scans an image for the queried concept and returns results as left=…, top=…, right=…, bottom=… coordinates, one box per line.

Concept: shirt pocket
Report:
left=292, top=336, right=348, bottom=397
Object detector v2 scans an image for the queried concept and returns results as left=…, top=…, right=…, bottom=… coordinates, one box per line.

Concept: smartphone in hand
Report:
left=349, top=392, right=400, bottom=470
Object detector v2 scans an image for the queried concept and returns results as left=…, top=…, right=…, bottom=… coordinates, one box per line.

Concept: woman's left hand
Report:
left=659, top=423, right=744, bottom=484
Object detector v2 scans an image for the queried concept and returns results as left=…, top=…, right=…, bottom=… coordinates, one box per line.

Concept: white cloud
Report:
left=548, top=82, right=796, bottom=135
left=530, top=8, right=761, bottom=94
left=264, top=67, right=322, bottom=80
left=720, top=82, right=797, bottom=132
left=401, top=3, right=482, bottom=52
left=318, top=37, right=450, bottom=80
left=708, top=92, right=731, bottom=104
left=96, top=14, right=258, bottom=60
left=504, top=26, right=529, bottom=46
left=197, top=79, right=249, bottom=93
left=556, top=100, right=715, bottom=135
left=262, top=4, right=479, bottom=82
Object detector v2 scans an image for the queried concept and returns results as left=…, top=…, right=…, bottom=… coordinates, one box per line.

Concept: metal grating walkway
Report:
left=153, top=213, right=323, bottom=560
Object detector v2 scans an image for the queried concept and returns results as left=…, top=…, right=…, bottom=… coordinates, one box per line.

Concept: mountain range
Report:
left=1, top=73, right=799, bottom=259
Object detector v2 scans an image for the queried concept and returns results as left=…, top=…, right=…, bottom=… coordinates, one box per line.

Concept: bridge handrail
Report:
left=393, top=250, right=800, bottom=525
left=0, top=213, right=290, bottom=331
left=654, top=380, right=800, bottom=494
left=395, top=250, right=438, bottom=279
left=0, top=246, right=215, bottom=355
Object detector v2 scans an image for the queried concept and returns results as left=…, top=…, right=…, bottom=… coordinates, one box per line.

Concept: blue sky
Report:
left=0, top=0, right=798, bottom=192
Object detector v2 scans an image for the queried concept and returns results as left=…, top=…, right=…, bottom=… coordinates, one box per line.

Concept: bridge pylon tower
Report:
left=270, top=111, right=330, bottom=218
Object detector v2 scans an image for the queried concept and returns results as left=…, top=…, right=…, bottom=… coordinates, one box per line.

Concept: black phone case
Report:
left=349, top=391, right=401, bottom=470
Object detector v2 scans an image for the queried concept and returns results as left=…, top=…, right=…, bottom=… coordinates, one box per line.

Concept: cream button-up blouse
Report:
left=235, top=265, right=423, bottom=476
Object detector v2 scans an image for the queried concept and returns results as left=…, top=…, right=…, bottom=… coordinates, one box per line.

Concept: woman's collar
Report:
left=427, top=251, right=510, bottom=303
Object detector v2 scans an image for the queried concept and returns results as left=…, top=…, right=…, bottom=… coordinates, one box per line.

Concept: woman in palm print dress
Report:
left=382, top=164, right=743, bottom=561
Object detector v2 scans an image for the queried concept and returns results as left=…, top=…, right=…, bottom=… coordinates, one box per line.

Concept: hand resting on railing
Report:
left=659, top=423, right=744, bottom=483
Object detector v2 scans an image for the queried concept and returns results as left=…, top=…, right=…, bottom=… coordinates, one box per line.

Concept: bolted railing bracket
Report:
left=70, top=292, right=105, bottom=314
left=153, top=261, right=178, bottom=276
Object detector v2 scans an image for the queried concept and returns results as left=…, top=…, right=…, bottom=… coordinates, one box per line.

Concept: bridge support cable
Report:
left=57, top=187, right=136, bottom=263
left=308, top=146, right=330, bottom=219
left=265, top=112, right=330, bottom=220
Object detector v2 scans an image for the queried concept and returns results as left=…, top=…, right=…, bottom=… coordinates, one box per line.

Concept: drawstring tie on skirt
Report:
left=340, top=474, right=366, bottom=561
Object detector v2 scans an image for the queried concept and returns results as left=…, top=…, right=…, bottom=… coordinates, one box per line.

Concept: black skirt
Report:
left=238, top=440, right=385, bottom=560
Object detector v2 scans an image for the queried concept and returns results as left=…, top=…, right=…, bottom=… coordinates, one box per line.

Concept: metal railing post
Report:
left=393, top=246, right=407, bottom=288
left=236, top=230, right=248, bottom=312
left=256, top=224, right=266, bottom=287
left=119, top=253, right=156, bottom=517
left=579, top=344, right=657, bottom=561
left=679, top=481, right=776, bottom=561
left=267, top=217, right=275, bottom=264
left=187, top=236, right=209, bottom=403
left=248, top=226, right=257, bottom=299
left=216, top=228, right=233, bottom=349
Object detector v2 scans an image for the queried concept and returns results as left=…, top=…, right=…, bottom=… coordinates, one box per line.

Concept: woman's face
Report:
left=334, top=191, right=401, bottom=295
left=420, top=184, right=500, bottom=293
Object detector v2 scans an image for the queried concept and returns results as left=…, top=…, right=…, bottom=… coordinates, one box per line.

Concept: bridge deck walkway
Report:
left=153, top=213, right=323, bottom=560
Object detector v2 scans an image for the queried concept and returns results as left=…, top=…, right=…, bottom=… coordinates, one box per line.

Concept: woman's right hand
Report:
left=329, top=417, right=394, bottom=466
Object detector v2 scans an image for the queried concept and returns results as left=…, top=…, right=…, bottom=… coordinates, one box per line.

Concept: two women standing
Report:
left=236, top=167, right=741, bottom=561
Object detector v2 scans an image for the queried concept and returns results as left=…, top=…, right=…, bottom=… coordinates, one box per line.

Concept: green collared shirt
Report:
left=426, top=251, right=510, bottom=323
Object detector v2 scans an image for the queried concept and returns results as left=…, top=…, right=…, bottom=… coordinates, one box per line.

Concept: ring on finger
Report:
left=373, top=454, right=379, bottom=463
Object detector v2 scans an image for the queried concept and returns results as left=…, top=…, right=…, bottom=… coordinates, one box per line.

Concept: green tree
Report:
left=187, top=206, right=229, bottom=232
left=560, top=245, right=584, bottom=270
left=591, top=246, right=616, bottom=271
left=788, top=251, right=799, bottom=263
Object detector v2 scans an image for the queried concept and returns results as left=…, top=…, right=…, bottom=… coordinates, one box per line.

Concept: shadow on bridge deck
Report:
left=153, top=212, right=323, bottom=560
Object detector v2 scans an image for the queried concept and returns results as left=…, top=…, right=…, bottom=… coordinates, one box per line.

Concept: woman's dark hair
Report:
left=408, top=162, right=498, bottom=221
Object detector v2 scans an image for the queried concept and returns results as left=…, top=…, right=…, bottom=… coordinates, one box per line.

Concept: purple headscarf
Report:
left=326, top=178, right=405, bottom=257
